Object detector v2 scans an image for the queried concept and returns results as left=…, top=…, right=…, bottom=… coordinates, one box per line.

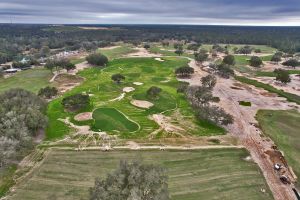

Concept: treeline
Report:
left=1, top=24, right=300, bottom=64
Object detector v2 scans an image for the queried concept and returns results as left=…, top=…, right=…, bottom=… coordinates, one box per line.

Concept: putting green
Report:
left=92, top=108, right=139, bottom=132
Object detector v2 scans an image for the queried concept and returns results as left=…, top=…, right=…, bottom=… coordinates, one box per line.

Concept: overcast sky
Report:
left=0, top=0, right=300, bottom=26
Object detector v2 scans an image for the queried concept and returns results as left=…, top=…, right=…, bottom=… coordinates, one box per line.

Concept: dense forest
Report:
left=0, top=24, right=300, bottom=64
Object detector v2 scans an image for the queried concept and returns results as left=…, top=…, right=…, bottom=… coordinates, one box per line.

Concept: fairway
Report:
left=92, top=107, right=139, bottom=132
left=256, top=110, right=300, bottom=188
left=9, top=149, right=273, bottom=200
left=0, top=68, right=52, bottom=94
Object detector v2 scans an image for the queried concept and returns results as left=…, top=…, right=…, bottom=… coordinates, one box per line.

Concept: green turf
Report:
left=46, top=57, right=225, bottom=139
left=256, top=110, right=300, bottom=189
left=9, top=149, right=273, bottom=200
left=0, top=68, right=52, bottom=94
left=255, top=70, right=300, bottom=77
left=235, top=76, right=300, bottom=105
left=92, top=107, right=139, bottom=132
left=98, top=45, right=137, bottom=60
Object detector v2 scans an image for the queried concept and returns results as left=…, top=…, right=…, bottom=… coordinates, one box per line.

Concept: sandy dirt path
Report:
left=185, top=59, right=299, bottom=200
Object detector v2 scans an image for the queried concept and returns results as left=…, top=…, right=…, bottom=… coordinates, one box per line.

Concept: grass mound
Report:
left=92, top=108, right=139, bottom=132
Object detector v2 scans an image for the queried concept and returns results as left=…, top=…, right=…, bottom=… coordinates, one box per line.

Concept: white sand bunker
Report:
left=131, top=100, right=154, bottom=109
left=133, top=82, right=143, bottom=86
left=155, top=58, right=164, bottom=62
left=74, top=112, right=93, bottom=121
left=123, top=87, right=135, bottom=93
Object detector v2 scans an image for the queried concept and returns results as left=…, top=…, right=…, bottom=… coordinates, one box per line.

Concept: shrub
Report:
left=282, top=59, right=300, bottom=69
left=222, top=55, right=235, bottom=65
left=62, top=93, right=90, bottom=112
left=274, top=69, right=291, bottom=84
left=111, top=74, right=125, bottom=84
left=86, top=53, right=108, bottom=67
left=249, top=56, right=263, bottom=67
left=147, top=86, right=162, bottom=99
left=239, top=101, right=252, bottom=106
left=175, top=66, right=194, bottom=78
left=38, top=86, right=58, bottom=99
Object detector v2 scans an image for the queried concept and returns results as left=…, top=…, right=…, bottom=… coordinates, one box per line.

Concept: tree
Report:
left=254, top=49, right=262, bottom=53
left=271, top=54, right=282, bottom=64
left=222, top=55, right=235, bottom=65
left=64, top=62, right=76, bottom=71
left=216, top=64, right=234, bottom=79
left=38, top=86, right=58, bottom=99
left=187, top=43, right=201, bottom=52
left=249, top=56, right=263, bottom=67
left=236, top=45, right=252, bottom=55
left=147, top=86, right=162, bottom=99
left=201, top=75, right=217, bottom=89
left=194, top=50, right=208, bottom=63
left=175, top=46, right=184, bottom=56
left=274, top=69, right=291, bottom=84
left=90, top=160, right=170, bottom=200
left=175, top=66, right=194, bottom=78
left=62, top=93, right=90, bottom=112
left=282, top=59, right=300, bottom=69
left=144, top=44, right=151, bottom=49
left=196, top=105, right=234, bottom=126
left=212, top=44, right=225, bottom=53
left=111, top=74, right=125, bottom=84
left=86, top=53, right=108, bottom=67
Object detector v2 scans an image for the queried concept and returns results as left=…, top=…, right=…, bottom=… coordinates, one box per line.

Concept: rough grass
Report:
left=256, top=110, right=300, bottom=189
left=92, top=108, right=139, bottom=132
left=98, top=45, right=137, bottom=60
left=235, top=76, right=300, bottom=105
left=0, top=68, right=52, bottom=94
left=0, top=165, right=17, bottom=198
left=9, top=149, right=273, bottom=200
left=46, top=57, right=225, bottom=139
left=239, top=101, right=252, bottom=106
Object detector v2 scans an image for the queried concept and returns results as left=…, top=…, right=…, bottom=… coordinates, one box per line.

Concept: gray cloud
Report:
left=0, top=0, right=299, bottom=25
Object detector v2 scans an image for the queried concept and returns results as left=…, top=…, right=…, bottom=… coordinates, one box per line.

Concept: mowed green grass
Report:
left=256, top=110, right=300, bottom=188
left=92, top=108, right=139, bottom=132
left=0, top=68, right=52, bottom=94
left=9, top=149, right=273, bottom=200
left=46, top=57, right=225, bottom=139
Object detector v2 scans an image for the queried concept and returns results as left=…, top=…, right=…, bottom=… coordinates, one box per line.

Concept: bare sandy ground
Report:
left=155, top=57, right=164, bottom=62
left=99, top=46, right=121, bottom=50
left=253, top=75, right=300, bottom=96
left=123, top=87, right=135, bottom=93
left=184, top=59, right=298, bottom=200
left=74, top=112, right=93, bottom=121
left=133, top=82, right=143, bottom=85
left=131, top=100, right=153, bottom=109
left=126, top=47, right=161, bottom=57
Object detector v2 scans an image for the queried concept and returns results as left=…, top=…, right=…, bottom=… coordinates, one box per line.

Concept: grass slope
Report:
left=10, top=149, right=273, bottom=200
left=92, top=108, right=139, bottom=132
left=46, top=57, right=225, bottom=139
left=256, top=110, right=300, bottom=188
left=98, top=45, right=137, bottom=60
left=235, top=76, right=300, bottom=105
left=0, top=68, right=52, bottom=94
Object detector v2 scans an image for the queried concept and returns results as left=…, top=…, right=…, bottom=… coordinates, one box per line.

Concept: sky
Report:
left=0, top=0, right=300, bottom=26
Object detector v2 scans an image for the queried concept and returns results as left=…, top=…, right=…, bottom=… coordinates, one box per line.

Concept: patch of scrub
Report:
left=131, top=100, right=154, bottom=109
left=239, top=101, right=252, bottom=107
left=74, top=112, right=93, bottom=121
left=92, top=108, right=139, bottom=132
left=123, top=87, right=135, bottom=93
left=133, top=82, right=143, bottom=86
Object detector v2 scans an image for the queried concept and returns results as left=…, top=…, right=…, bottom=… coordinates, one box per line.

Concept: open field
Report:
left=9, top=149, right=273, bottom=200
left=46, top=57, right=225, bottom=140
left=0, top=68, right=52, bottom=94
left=256, top=110, right=300, bottom=188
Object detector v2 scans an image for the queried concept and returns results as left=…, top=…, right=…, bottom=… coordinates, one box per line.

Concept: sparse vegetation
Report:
left=62, top=93, right=90, bottom=112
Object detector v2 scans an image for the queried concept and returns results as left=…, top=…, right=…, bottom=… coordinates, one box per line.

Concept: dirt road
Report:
left=186, top=59, right=298, bottom=200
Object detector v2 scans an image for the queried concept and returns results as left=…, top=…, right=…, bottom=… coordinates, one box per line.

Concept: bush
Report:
left=144, top=44, right=151, bottom=49
left=111, top=74, right=125, bottom=84
left=38, top=86, right=58, bottom=99
left=249, top=56, right=263, bottom=67
left=86, top=53, right=108, bottom=67
left=175, top=66, right=194, bottom=78
left=216, top=63, right=234, bottom=78
left=282, top=59, right=300, bottom=69
left=147, top=86, right=162, bottom=99
left=274, top=69, right=291, bottom=84
left=239, top=101, right=252, bottom=106
left=222, top=55, right=235, bottom=65
left=62, top=93, right=90, bottom=112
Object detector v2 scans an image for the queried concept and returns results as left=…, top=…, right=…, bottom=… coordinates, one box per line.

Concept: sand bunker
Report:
left=155, top=58, right=164, bottom=62
left=74, top=112, right=93, bottom=121
left=131, top=100, right=154, bottom=109
left=123, top=87, right=135, bottom=93
left=133, top=82, right=143, bottom=86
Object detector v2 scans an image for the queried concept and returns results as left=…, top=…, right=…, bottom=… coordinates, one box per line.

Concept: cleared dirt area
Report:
left=8, top=149, right=273, bottom=200
left=184, top=59, right=299, bottom=200
left=52, top=74, right=84, bottom=93
left=125, top=47, right=161, bottom=57
left=253, top=75, right=300, bottom=96
left=130, top=99, right=153, bottom=109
